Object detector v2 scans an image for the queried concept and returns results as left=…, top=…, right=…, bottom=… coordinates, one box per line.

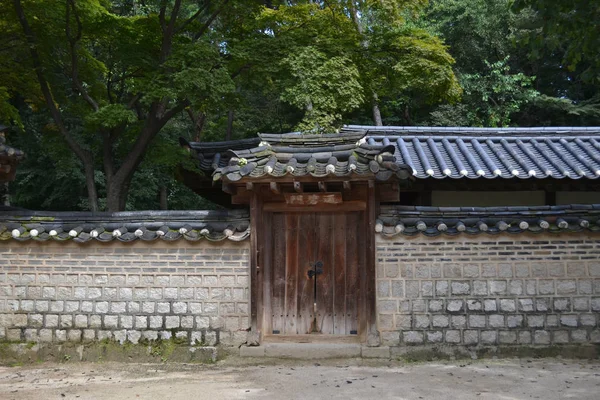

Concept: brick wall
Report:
left=0, top=240, right=250, bottom=346
left=376, top=233, right=600, bottom=347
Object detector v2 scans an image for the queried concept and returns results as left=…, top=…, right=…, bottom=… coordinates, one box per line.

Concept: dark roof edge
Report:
left=346, top=125, right=600, bottom=136
left=0, top=209, right=250, bottom=243
left=378, top=203, right=600, bottom=237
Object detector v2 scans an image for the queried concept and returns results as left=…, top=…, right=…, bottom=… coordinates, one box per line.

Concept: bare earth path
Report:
left=0, top=358, right=599, bottom=400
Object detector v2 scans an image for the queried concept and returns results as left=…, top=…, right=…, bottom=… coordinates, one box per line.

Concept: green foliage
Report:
left=512, top=0, right=600, bottom=83
left=281, top=47, right=364, bottom=133
left=460, top=57, right=539, bottom=126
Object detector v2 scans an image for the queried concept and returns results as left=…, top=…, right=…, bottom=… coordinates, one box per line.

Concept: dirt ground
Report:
left=0, top=358, right=599, bottom=400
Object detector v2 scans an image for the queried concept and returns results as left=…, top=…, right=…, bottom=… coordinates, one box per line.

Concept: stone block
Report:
left=135, top=316, right=148, bottom=329
left=467, top=300, right=482, bottom=311
left=472, top=280, right=488, bottom=295
left=435, top=281, right=449, bottom=296
left=483, top=299, right=497, bottom=312
left=533, top=330, right=550, bottom=344
left=39, top=329, right=53, bottom=342
left=571, top=329, right=588, bottom=342
left=83, top=329, right=96, bottom=341
left=463, top=264, right=480, bottom=278
left=402, top=331, right=423, bottom=344
left=499, top=331, right=517, bottom=344
left=580, top=313, right=596, bottom=327
left=573, top=297, right=589, bottom=311
left=29, top=314, right=44, bottom=328
left=507, top=315, right=523, bottom=328
left=157, top=302, right=171, bottom=313
left=60, top=315, right=73, bottom=328
left=414, top=314, right=430, bottom=329
left=446, top=300, right=463, bottom=313
left=432, top=315, right=449, bottom=328
left=142, top=330, right=159, bottom=341
left=55, top=330, right=67, bottom=342
left=428, top=300, right=443, bottom=312
left=111, top=302, right=126, bottom=313
left=426, top=331, right=443, bottom=343
left=421, top=281, right=433, bottom=297
left=67, top=329, right=82, bottom=342
left=96, top=301, right=109, bottom=313
left=489, top=314, right=505, bottom=328
left=560, top=315, right=578, bottom=327
left=149, top=316, right=163, bottom=329
left=469, top=315, right=486, bottom=328
left=127, top=330, right=142, bottom=344
left=553, top=330, right=570, bottom=344
left=446, top=330, right=461, bottom=343
left=489, top=280, right=507, bottom=295
left=538, top=280, right=555, bottom=295
left=554, top=298, right=571, bottom=312
left=173, top=302, right=188, bottom=314
left=508, top=280, right=523, bottom=295
left=481, top=264, right=497, bottom=278
left=463, top=330, right=479, bottom=345
left=500, top=299, right=516, bottom=313
left=451, top=281, right=470, bottom=295
left=120, top=315, right=133, bottom=329
left=518, top=298, right=534, bottom=312
left=165, top=316, right=180, bottom=329
left=566, top=262, right=586, bottom=277
left=379, top=300, right=397, bottom=313
left=451, top=315, right=466, bottom=329
left=518, top=330, right=531, bottom=344
left=556, top=280, right=577, bottom=294
left=411, top=300, right=427, bottom=313
left=481, top=330, right=498, bottom=344
left=74, top=314, right=88, bottom=328
left=104, top=315, right=118, bottom=329
left=527, top=315, right=545, bottom=328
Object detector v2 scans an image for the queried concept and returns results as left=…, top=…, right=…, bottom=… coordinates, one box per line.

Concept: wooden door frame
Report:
left=247, top=181, right=379, bottom=345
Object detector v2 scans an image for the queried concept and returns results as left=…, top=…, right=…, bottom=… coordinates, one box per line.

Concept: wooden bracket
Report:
left=270, top=182, right=281, bottom=194
left=293, top=181, right=303, bottom=193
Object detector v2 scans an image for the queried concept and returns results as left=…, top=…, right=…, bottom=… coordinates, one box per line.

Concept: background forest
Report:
left=1, top=0, right=598, bottom=211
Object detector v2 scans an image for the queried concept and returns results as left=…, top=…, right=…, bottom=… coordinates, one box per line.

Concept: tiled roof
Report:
left=0, top=210, right=250, bottom=243
left=0, top=126, right=24, bottom=182
left=184, top=130, right=411, bottom=182
left=377, top=204, right=600, bottom=237
left=183, top=126, right=600, bottom=182
left=353, top=126, right=600, bottom=179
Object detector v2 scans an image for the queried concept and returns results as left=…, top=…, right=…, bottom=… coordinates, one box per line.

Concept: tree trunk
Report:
left=226, top=109, right=234, bottom=140
left=83, top=160, right=99, bottom=212
left=1, top=183, right=9, bottom=206
left=159, top=186, right=168, bottom=210
left=372, top=93, right=383, bottom=126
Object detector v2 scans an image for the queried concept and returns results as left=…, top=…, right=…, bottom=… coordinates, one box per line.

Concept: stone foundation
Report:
left=376, top=233, right=600, bottom=348
left=0, top=240, right=250, bottom=347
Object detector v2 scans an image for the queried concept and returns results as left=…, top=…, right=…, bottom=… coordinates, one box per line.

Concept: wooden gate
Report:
left=266, top=212, right=361, bottom=336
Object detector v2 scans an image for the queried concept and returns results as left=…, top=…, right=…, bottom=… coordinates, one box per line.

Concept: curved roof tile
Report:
left=0, top=210, right=250, bottom=243
left=182, top=126, right=600, bottom=181
left=378, top=204, right=600, bottom=237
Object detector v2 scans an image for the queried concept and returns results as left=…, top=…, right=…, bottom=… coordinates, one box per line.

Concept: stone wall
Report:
left=376, top=233, right=600, bottom=348
left=0, top=240, right=250, bottom=346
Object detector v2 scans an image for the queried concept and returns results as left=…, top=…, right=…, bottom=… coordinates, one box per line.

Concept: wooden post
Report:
left=365, top=179, right=380, bottom=346
left=248, top=190, right=262, bottom=345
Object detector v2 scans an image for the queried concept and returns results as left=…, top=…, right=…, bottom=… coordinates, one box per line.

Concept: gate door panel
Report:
left=268, top=212, right=359, bottom=335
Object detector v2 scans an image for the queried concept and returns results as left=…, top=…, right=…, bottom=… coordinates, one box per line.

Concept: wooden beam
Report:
left=246, top=182, right=254, bottom=191
left=263, top=200, right=366, bottom=213
left=318, top=181, right=327, bottom=192
left=269, top=182, right=280, bottom=194
left=293, top=181, right=303, bottom=193
left=222, top=184, right=237, bottom=195
left=342, top=181, right=351, bottom=192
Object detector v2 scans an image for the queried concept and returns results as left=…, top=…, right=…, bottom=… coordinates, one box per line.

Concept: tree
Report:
left=4, top=0, right=248, bottom=211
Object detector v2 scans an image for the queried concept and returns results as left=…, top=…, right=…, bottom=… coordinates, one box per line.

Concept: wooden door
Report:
left=268, top=212, right=360, bottom=335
